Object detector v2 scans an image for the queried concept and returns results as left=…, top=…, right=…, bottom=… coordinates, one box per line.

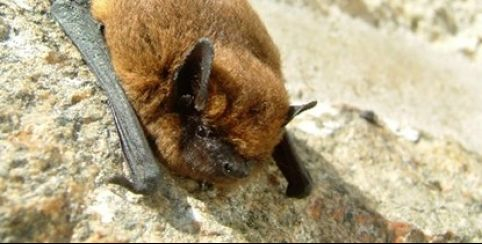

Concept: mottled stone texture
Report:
left=0, top=0, right=480, bottom=242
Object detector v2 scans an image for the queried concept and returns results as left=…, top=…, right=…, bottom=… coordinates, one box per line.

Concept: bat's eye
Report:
left=195, top=125, right=212, bottom=138
left=223, top=162, right=233, bottom=174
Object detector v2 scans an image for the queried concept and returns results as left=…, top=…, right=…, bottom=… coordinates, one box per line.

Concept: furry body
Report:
left=91, top=0, right=291, bottom=183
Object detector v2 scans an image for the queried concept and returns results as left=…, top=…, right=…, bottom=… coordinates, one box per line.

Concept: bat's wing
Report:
left=273, top=131, right=312, bottom=198
left=51, top=0, right=162, bottom=194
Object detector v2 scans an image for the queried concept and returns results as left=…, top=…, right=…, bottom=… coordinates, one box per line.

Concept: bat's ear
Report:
left=174, top=38, right=214, bottom=114
left=284, top=101, right=317, bottom=125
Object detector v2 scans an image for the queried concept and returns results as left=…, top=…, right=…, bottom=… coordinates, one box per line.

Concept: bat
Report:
left=51, top=0, right=316, bottom=198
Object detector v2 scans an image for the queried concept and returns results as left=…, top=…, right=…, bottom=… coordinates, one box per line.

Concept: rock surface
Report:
left=258, top=0, right=482, bottom=154
left=0, top=0, right=480, bottom=242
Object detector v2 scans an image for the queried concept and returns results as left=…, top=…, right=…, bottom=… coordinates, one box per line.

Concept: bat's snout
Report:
left=222, top=160, right=251, bottom=178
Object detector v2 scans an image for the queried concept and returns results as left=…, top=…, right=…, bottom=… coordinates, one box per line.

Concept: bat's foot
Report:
left=108, top=174, right=159, bottom=195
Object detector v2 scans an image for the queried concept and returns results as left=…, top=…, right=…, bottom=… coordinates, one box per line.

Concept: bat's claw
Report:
left=108, top=174, right=159, bottom=195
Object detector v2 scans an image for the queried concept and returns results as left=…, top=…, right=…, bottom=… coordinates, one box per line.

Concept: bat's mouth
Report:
left=198, top=138, right=254, bottom=181
left=180, top=119, right=254, bottom=182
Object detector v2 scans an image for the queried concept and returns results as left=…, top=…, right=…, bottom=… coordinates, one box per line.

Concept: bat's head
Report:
left=173, top=38, right=315, bottom=184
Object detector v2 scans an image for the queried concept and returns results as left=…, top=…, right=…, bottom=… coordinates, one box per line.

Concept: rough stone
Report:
left=313, top=0, right=482, bottom=63
left=255, top=0, right=482, bottom=154
left=0, top=17, right=9, bottom=41
left=0, top=0, right=480, bottom=242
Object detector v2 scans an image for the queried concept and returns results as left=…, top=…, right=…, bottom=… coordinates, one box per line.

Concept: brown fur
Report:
left=91, top=0, right=290, bottom=183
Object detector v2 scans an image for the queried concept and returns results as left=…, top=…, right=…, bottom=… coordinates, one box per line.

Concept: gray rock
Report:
left=0, top=17, right=9, bottom=41
left=254, top=0, right=482, bottom=154
left=0, top=0, right=480, bottom=242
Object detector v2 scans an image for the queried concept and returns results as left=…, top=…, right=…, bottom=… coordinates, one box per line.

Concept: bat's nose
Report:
left=222, top=160, right=250, bottom=178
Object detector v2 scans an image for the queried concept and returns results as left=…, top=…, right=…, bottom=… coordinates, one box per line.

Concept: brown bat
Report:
left=51, top=0, right=316, bottom=198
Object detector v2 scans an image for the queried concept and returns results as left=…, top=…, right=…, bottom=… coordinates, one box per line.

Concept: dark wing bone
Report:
left=273, top=131, right=312, bottom=198
left=51, top=0, right=162, bottom=194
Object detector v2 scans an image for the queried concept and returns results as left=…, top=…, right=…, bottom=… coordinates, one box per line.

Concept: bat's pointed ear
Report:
left=174, top=38, right=214, bottom=114
left=284, top=101, right=317, bottom=125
